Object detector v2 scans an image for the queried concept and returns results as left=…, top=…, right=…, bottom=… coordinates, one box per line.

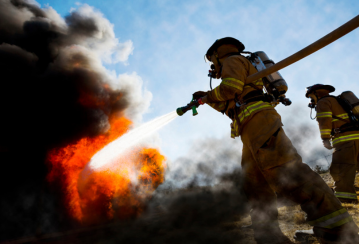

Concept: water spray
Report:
left=88, top=111, right=178, bottom=171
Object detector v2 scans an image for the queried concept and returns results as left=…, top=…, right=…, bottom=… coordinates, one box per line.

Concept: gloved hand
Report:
left=192, top=91, right=208, bottom=100
left=323, top=139, right=333, bottom=150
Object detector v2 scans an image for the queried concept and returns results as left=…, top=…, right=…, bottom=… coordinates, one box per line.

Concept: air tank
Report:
left=254, top=51, right=288, bottom=97
left=340, top=91, right=359, bottom=117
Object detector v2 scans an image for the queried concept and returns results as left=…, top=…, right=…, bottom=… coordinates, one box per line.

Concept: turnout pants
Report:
left=330, top=140, right=359, bottom=203
left=241, top=127, right=352, bottom=238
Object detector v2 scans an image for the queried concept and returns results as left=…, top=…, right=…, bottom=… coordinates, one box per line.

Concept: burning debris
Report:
left=0, top=0, right=157, bottom=240
left=47, top=116, right=167, bottom=224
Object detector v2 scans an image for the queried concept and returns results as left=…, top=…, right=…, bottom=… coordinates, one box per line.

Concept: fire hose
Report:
left=177, top=14, right=359, bottom=116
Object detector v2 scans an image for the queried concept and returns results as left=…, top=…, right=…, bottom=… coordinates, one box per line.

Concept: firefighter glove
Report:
left=322, top=139, right=333, bottom=150
left=193, top=91, right=208, bottom=100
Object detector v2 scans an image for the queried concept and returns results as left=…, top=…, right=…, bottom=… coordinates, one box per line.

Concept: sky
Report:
left=34, top=0, right=359, bottom=166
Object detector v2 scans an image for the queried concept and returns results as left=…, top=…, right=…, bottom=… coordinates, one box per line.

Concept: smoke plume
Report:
left=160, top=136, right=243, bottom=190
left=280, top=104, right=331, bottom=169
left=0, top=0, right=151, bottom=240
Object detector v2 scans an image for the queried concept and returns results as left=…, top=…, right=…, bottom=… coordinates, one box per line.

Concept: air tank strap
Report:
left=220, top=100, right=230, bottom=114
left=225, top=52, right=243, bottom=58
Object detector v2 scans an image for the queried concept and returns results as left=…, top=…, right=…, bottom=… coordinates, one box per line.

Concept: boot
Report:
left=241, top=224, right=253, bottom=229
left=338, top=198, right=358, bottom=204
left=253, top=222, right=294, bottom=244
left=255, top=233, right=294, bottom=244
left=294, top=229, right=316, bottom=243
left=313, top=221, right=359, bottom=244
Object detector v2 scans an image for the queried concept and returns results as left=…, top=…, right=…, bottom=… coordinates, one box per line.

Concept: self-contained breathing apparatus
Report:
left=207, top=51, right=292, bottom=107
left=246, top=51, right=292, bottom=106
left=308, top=88, right=359, bottom=134
left=177, top=38, right=292, bottom=117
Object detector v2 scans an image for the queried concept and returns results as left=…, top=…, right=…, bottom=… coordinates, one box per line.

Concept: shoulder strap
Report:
left=225, top=52, right=243, bottom=58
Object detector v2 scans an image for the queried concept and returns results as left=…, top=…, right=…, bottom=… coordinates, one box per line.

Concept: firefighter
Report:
left=306, top=84, right=359, bottom=204
left=194, top=37, right=359, bottom=244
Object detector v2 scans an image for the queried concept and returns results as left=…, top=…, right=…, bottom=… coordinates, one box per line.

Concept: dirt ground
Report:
left=231, top=172, right=359, bottom=244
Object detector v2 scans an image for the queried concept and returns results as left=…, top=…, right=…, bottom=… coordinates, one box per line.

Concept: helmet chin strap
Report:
left=214, top=51, right=222, bottom=67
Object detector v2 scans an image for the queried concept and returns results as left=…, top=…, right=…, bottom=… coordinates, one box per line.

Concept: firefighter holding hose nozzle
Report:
left=189, top=37, right=359, bottom=244
left=306, top=84, right=359, bottom=204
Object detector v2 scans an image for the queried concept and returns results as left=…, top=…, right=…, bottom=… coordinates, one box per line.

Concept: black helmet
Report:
left=305, top=84, right=335, bottom=98
left=206, top=37, right=245, bottom=61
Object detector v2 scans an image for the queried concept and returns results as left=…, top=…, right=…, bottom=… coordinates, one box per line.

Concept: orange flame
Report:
left=46, top=117, right=166, bottom=224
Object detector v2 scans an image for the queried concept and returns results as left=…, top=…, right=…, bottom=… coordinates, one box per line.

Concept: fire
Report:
left=46, top=117, right=166, bottom=224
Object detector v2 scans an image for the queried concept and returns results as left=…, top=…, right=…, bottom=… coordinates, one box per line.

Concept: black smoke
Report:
left=160, top=136, right=243, bottom=189
left=0, top=0, right=140, bottom=240
left=1, top=171, right=251, bottom=244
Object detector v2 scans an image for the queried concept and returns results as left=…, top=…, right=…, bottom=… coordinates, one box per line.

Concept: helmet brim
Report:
left=305, top=85, right=335, bottom=97
left=206, top=37, right=245, bottom=58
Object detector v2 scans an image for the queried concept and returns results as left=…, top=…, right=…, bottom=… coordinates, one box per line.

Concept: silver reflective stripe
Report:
left=335, top=192, right=358, bottom=199
left=314, top=211, right=351, bottom=228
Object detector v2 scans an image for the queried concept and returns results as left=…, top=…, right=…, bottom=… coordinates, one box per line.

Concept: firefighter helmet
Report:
left=205, top=37, right=245, bottom=61
left=305, top=84, right=335, bottom=98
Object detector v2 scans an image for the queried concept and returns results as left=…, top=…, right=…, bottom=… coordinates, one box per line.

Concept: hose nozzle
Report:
left=176, top=97, right=199, bottom=116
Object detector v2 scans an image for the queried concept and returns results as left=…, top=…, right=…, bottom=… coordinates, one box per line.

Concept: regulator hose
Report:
left=310, top=108, right=317, bottom=120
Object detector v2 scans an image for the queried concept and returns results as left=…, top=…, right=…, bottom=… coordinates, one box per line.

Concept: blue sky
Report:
left=35, top=0, right=359, bottom=164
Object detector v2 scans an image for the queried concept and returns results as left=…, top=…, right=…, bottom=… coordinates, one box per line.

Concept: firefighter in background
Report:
left=194, top=37, right=359, bottom=244
left=306, top=84, right=359, bottom=204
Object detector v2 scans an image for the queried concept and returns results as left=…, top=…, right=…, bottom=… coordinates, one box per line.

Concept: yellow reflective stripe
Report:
left=253, top=79, right=263, bottom=86
left=218, top=103, right=225, bottom=109
left=213, top=86, right=225, bottom=101
left=222, top=78, right=244, bottom=91
left=336, top=113, right=349, bottom=118
left=231, top=120, right=238, bottom=138
left=308, top=208, right=346, bottom=226
left=332, top=113, right=349, bottom=122
left=246, top=104, right=272, bottom=114
left=318, top=112, right=332, bottom=115
left=332, top=134, right=359, bottom=145
left=308, top=208, right=352, bottom=229
left=325, top=216, right=353, bottom=229
left=231, top=129, right=236, bottom=138
left=320, top=129, right=331, bottom=135
left=231, top=101, right=272, bottom=138
left=317, top=112, right=332, bottom=118
left=238, top=102, right=272, bottom=123
left=335, top=192, right=358, bottom=200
